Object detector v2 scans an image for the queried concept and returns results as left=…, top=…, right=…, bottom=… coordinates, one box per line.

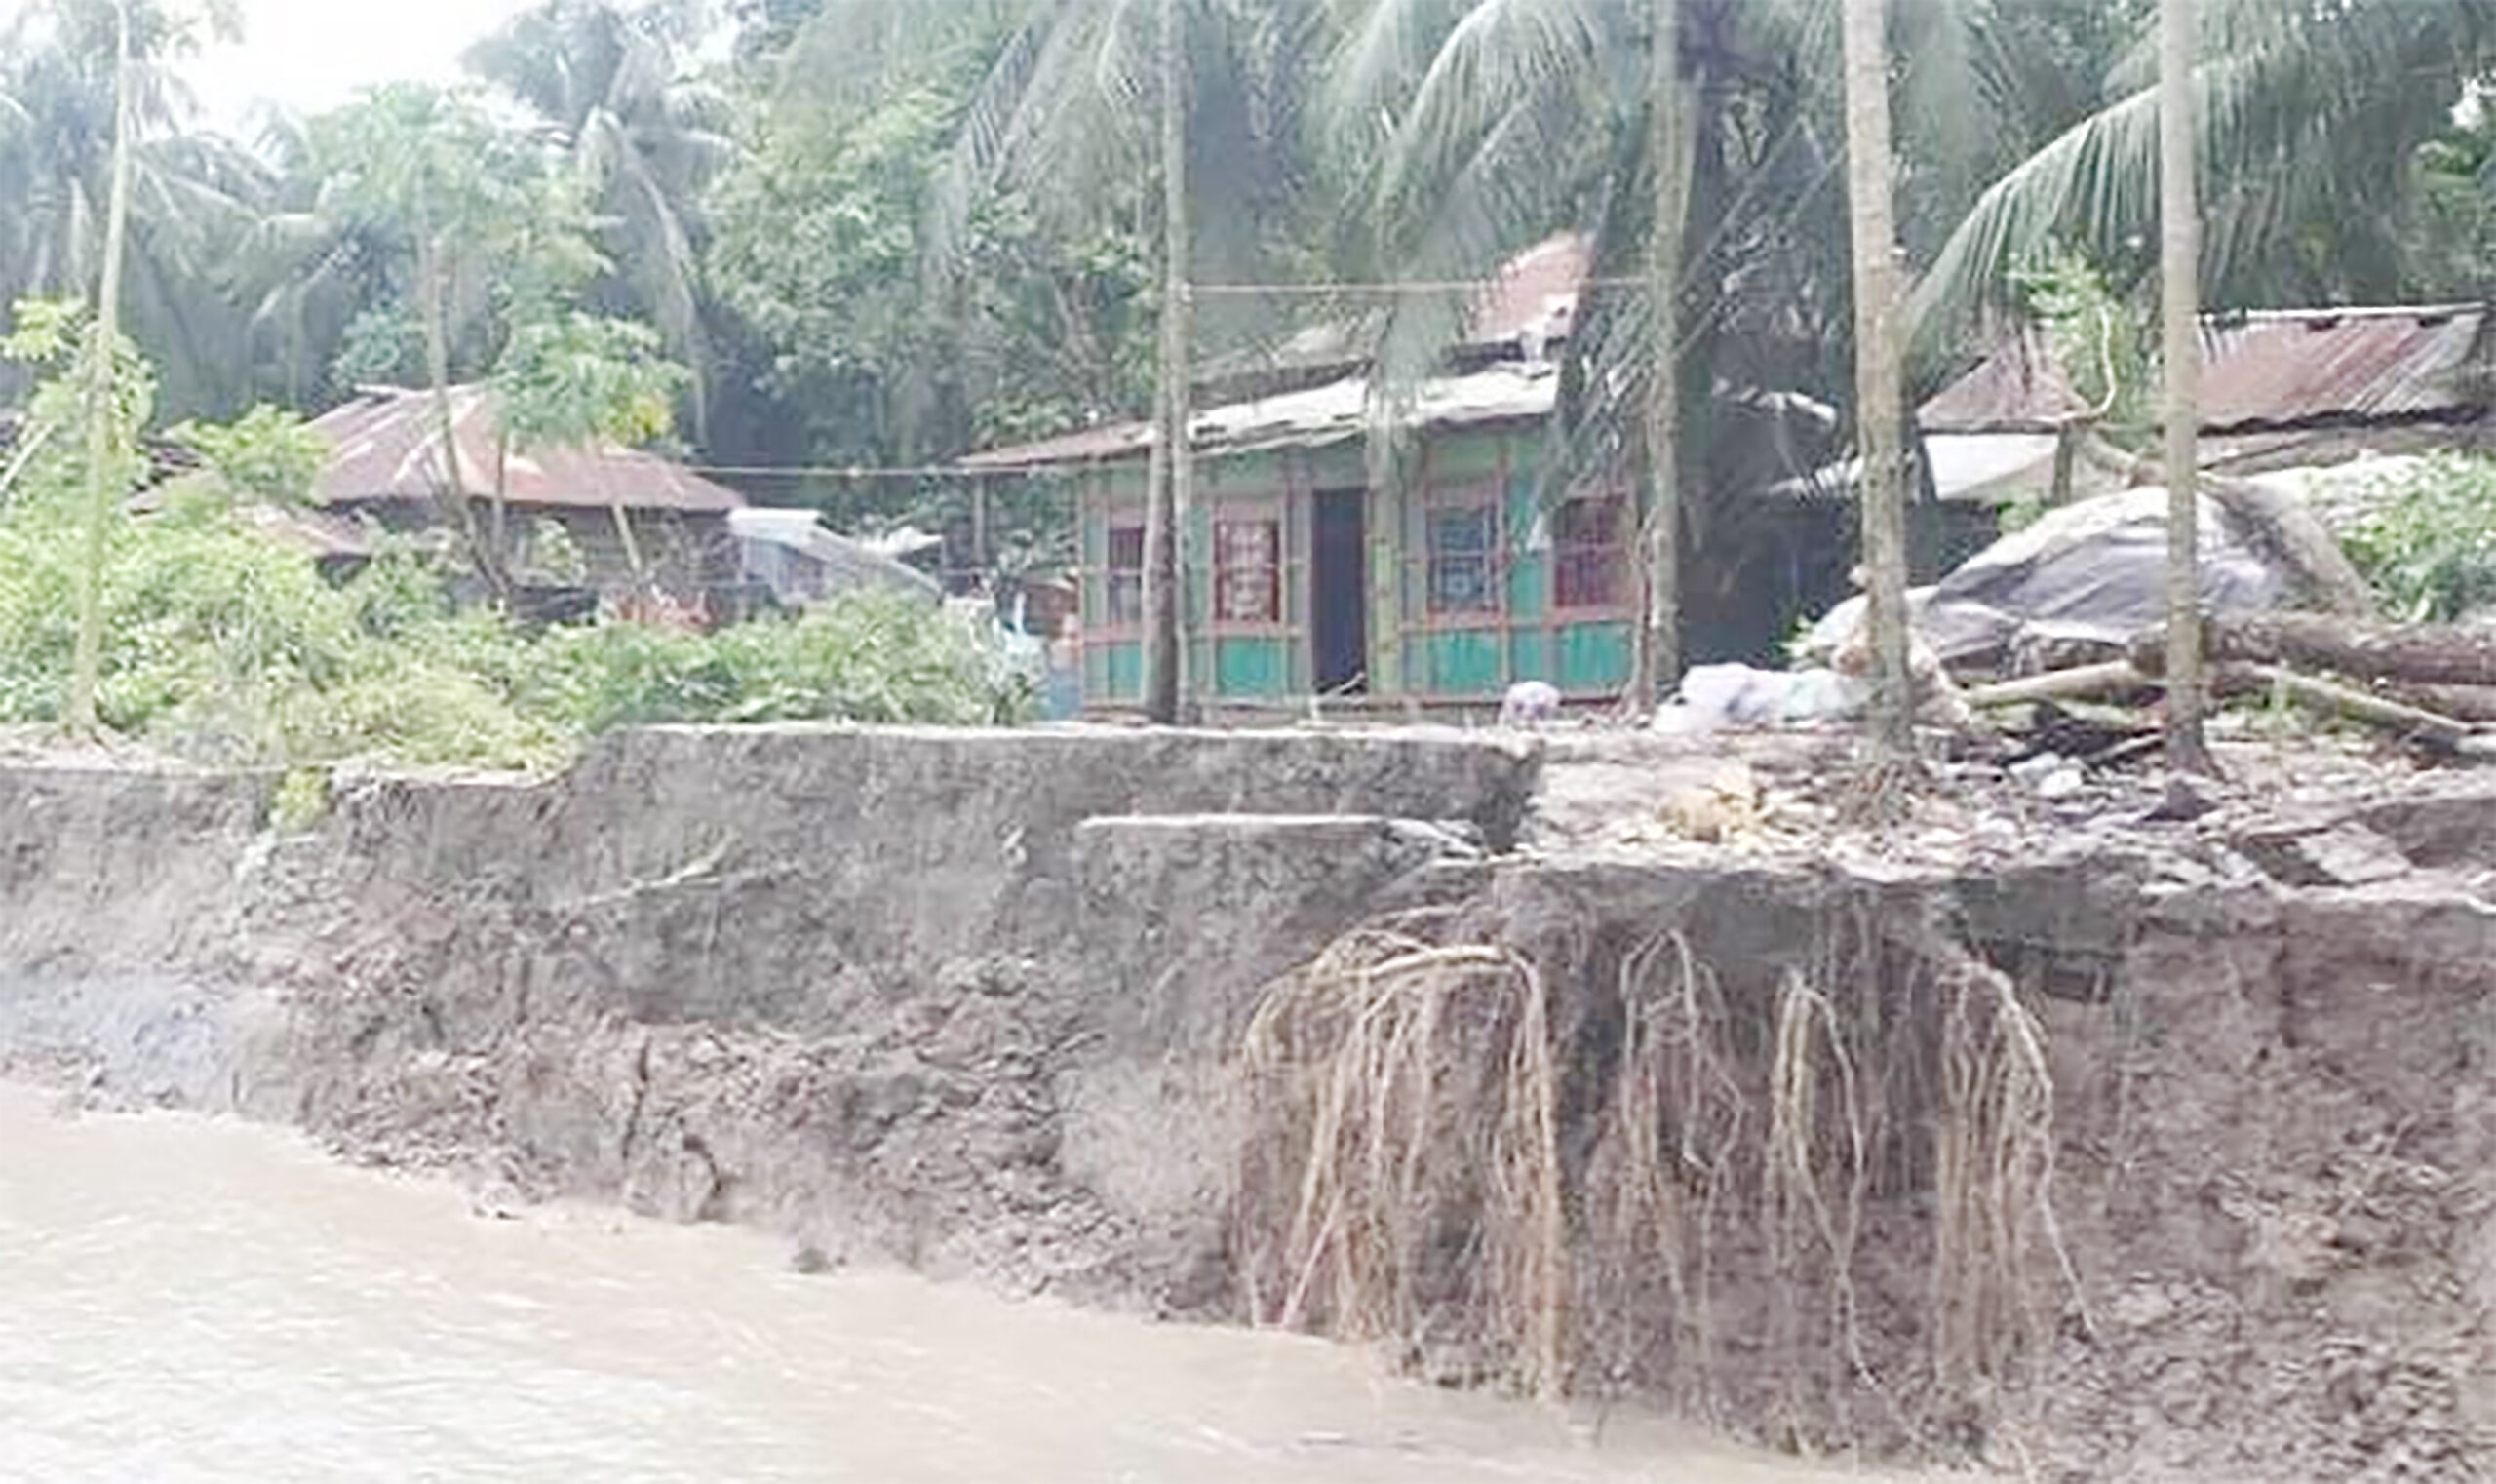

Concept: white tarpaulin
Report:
left=1801, top=486, right=2288, bottom=672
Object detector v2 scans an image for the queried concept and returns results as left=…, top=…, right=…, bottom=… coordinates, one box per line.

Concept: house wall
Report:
left=1075, top=425, right=1636, bottom=711
left=339, top=500, right=741, bottom=605
left=551, top=508, right=739, bottom=599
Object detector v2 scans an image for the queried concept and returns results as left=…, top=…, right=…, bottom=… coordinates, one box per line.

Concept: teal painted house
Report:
left=964, top=361, right=1641, bottom=713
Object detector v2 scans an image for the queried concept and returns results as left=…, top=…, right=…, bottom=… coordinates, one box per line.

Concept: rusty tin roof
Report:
left=2195, top=306, right=2490, bottom=431
left=310, top=385, right=744, bottom=515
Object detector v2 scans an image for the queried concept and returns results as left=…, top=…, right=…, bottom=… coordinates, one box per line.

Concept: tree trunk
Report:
left=1841, top=0, right=1913, bottom=758
left=1141, top=0, right=1190, bottom=724
left=2159, top=0, right=2215, bottom=773
left=492, top=428, right=513, bottom=581
left=65, top=0, right=136, bottom=737
left=416, top=233, right=488, bottom=587
left=1633, top=0, right=1693, bottom=709
left=608, top=500, right=649, bottom=593
left=2131, top=612, right=2496, bottom=688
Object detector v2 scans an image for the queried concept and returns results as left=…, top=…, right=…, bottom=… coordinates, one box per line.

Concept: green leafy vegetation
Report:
left=0, top=300, right=1026, bottom=770
left=2008, top=248, right=2152, bottom=440
left=6, top=0, right=2496, bottom=739
left=0, top=497, right=1027, bottom=769
left=2342, top=455, right=2496, bottom=623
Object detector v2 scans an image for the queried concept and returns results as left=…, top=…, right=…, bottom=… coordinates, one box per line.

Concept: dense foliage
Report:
left=12, top=0, right=2496, bottom=472
left=0, top=500, right=1025, bottom=769
left=0, top=303, right=1026, bottom=769
left=8, top=0, right=2496, bottom=747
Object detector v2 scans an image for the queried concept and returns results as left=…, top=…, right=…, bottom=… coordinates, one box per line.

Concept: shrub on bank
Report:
left=0, top=506, right=1025, bottom=770
left=0, top=295, right=1020, bottom=771
left=2341, top=453, right=2496, bottom=623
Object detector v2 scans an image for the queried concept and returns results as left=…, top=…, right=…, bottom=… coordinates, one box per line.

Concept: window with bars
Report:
left=1426, top=501, right=1500, bottom=615
left=1104, top=524, right=1145, bottom=626
left=1553, top=494, right=1628, bottom=609
left=1214, top=517, right=1282, bottom=623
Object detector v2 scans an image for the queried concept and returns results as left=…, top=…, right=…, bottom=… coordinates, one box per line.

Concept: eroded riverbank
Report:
left=0, top=723, right=2488, bottom=1479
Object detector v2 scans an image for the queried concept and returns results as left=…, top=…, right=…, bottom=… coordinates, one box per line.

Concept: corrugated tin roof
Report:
left=1468, top=234, right=1590, bottom=349
left=959, top=364, right=1560, bottom=470
left=957, top=418, right=1152, bottom=470
left=1918, top=328, right=2094, bottom=434
left=234, top=501, right=376, bottom=562
left=727, top=508, right=942, bottom=603
left=965, top=235, right=1593, bottom=470
left=311, top=385, right=744, bottom=515
left=1167, top=233, right=1596, bottom=401
left=2196, top=306, right=2488, bottom=430
left=1920, top=306, right=2496, bottom=437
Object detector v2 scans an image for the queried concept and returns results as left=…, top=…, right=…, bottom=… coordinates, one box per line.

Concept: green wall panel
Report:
left=1215, top=637, right=1292, bottom=698
left=1504, top=474, right=1549, bottom=620
left=1090, top=642, right=1144, bottom=702
left=1427, top=432, right=1507, bottom=482
left=1508, top=628, right=1550, bottom=683
left=1424, top=629, right=1504, bottom=696
left=1555, top=622, right=1633, bottom=693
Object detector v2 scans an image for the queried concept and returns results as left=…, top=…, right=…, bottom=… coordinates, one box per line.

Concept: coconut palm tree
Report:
left=1327, top=0, right=2253, bottom=676
left=781, top=0, right=1332, bottom=722
left=2158, top=0, right=2211, bottom=775
left=464, top=0, right=739, bottom=443
left=0, top=0, right=269, bottom=418
left=1912, top=0, right=2496, bottom=348
left=219, top=112, right=407, bottom=409
left=1844, top=0, right=1913, bottom=756
left=779, top=0, right=1321, bottom=323
left=1326, top=0, right=1865, bottom=679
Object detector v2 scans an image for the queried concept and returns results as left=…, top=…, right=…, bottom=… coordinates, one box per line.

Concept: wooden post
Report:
left=2160, top=0, right=2214, bottom=774
left=1634, top=0, right=1693, bottom=710
left=1842, top=0, right=1914, bottom=759
left=1142, top=0, right=1190, bottom=723
left=2048, top=423, right=2079, bottom=507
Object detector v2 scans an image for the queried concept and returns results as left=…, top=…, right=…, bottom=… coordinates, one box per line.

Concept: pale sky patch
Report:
left=188, top=0, right=543, bottom=131
left=0, top=0, right=547, bottom=133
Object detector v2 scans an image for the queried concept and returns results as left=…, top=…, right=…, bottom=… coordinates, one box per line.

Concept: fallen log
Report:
left=1969, top=651, right=2496, bottom=757
left=2392, top=683, right=2496, bottom=725
left=2131, top=613, right=2496, bottom=688
left=1964, top=662, right=2147, bottom=709
left=2227, top=664, right=2475, bottom=749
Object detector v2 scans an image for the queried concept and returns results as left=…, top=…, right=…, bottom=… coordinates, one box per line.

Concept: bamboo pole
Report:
left=66, top=0, right=136, bottom=736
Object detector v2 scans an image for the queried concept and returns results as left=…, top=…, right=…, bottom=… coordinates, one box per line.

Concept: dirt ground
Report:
left=1518, top=727, right=2490, bottom=1479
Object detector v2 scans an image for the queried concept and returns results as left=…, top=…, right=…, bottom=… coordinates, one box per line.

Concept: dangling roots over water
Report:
left=1235, top=892, right=2080, bottom=1455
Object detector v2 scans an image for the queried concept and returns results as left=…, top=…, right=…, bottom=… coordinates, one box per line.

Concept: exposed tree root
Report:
left=1239, top=921, right=1569, bottom=1398
left=1234, top=892, right=2076, bottom=1457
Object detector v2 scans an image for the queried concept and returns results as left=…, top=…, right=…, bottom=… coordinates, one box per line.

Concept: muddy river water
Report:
left=0, top=1085, right=1906, bottom=1483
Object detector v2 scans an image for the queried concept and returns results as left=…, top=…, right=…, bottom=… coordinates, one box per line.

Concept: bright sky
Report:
left=184, top=0, right=543, bottom=131
left=0, top=0, right=543, bottom=132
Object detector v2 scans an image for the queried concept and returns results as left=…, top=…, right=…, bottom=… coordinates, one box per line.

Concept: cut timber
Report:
left=2227, top=664, right=2478, bottom=751
left=2078, top=436, right=2377, bottom=618
left=2132, top=613, right=2496, bottom=688
left=2394, top=683, right=2496, bottom=725
left=1970, top=652, right=2496, bottom=756
left=1965, top=662, right=2147, bottom=709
